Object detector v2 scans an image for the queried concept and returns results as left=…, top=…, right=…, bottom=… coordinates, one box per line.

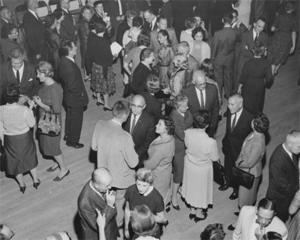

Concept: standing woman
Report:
left=34, top=61, right=70, bottom=181
left=190, top=27, right=211, bottom=65
left=169, top=95, right=193, bottom=209
left=181, top=110, right=219, bottom=222
left=0, top=85, right=39, bottom=193
left=235, top=113, right=269, bottom=209
left=268, top=2, right=297, bottom=75
left=86, top=21, right=115, bottom=110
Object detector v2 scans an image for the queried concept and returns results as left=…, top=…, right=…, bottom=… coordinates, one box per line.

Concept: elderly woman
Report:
left=169, top=95, right=193, bottom=209
left=236, top=113, right=270, bottom=208
left=144, top=116, right=175, bottom=206
left=0, top=85, right=39, bottom=193
left=190, top=27, right=211, bottom=65
left=33, top=61, right=69, bottom=181
left=124, top=168, right=166, bottom=239
left=181, top=110, right=219, bottom=222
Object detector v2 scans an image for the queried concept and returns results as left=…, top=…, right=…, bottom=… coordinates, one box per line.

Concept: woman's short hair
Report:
left=4, top=84, right=19, bottom=104
left=140, top=48, right=153, bottom=61
left=200, top=223, right=225, bottom=240
left=137, top=33, right=150, bottom=47
left=158, top=29, right=170, bottom=43
left=252, top=113, right=269, bottom=134
left=174, top=94, right=188, bottom=109
left=136, top=168, right=154, bottom=184
left=160, top=116, right=175, bottom=136
left=37, top=61, right=54, bottom=78
left=262, top=232, right=282, bottom=240
left=132, top=16, right=144, bottom=28
left=93, top=20, right=106, bottom=34
left=251, top=42, right=266, bottom=57
left=258, top=198, right=276, bottom=212
left=200, top=59, right=214, bottom=79
left=184, top=17, right=197, bottom=29
left=130, top=205, right=159, bottom=237
left=193, top=110, right=210, bottom=129
left=192, top=27, right=206, bottom=40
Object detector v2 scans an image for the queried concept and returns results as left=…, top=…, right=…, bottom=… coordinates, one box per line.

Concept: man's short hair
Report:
left=222, top=13, right=233, bottom=24
left=255, top=16, right=267, bottom=24
left=140, top=48, right=153, bottom=62
left=257, top=198, right=276, bottom=212
left=9, top=47, right=25, bottom=59
left=112, top=100, right=130, bottom=118
left=94, top=0, right=104, bottom=8
left=144, top=8, right=155, bottom=16
left=59, top=40, right=74, bottom=57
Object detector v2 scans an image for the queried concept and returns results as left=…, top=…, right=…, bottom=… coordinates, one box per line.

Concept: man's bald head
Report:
left=92, top=168, right=112, bottom=193
left=285, top=130, right=300, bottom=155
left=192, top=70, right=207, bottom=90
left=228, top=94, right=243, bottom=114
left=131, top=95, right=146, bottom=115
left=26, top=0, right=38, bottom=10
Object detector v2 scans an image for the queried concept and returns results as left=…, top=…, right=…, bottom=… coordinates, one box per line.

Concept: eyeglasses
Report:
left=130, top=103, right=144, bottom=109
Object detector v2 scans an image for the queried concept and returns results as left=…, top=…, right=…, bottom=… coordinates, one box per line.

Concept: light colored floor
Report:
left=0, top=55, right=299, bottom=240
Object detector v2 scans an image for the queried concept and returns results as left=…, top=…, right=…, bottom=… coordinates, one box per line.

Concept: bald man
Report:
left=123, top=95, right=156, bottom=166
left=266, top=131, right=300, bottom=222
left=221, top=94, right=253, bottom=200
left=183, top=70, right=220, bottom=137
left=78, top=168, right=118, bottom=240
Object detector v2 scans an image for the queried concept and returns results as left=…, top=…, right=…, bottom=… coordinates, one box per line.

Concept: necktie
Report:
left=131, top=114, right=137, bottom=134
left=200, top=90, right=205, bottom=108
left=231, top=113, right=237, bottom=131
left=16, top=70, right=20, bottom=83
left=292, top=154, right=299, bottom=167
left=254, top=32, right=259, bottom=42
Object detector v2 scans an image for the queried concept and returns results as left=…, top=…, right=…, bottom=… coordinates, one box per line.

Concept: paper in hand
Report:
left=110, top=42, right=123, bottom=56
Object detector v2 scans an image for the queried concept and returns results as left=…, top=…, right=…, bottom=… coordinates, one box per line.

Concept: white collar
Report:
left=1, top=18, right=8, bottom=23
left=151, top=17, right=157, bottom=29
left=62, top=8, right=69, bottom=14
left=28, top=9, right=38, bottom=19
left=66, top=56, right=75, bottom=63
left=111, top=118, right=122, bottom=126
left=143, top=186, right=154, bottom=196
left=282, top=143, right=294, bottom=160
left=89, top=181, right=104, bottom=200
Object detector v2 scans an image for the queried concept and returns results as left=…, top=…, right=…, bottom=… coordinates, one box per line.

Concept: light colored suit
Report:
left=233, top=206, right=288, bottom=240
left=91, top=119, right=138, bottom=189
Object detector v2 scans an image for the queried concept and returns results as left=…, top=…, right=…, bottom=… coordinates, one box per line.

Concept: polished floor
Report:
left=0, top=55, right=299, bottom=240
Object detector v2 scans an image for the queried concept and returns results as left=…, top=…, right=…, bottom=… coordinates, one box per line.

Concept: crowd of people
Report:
left=0, top=0, right=299, bottom=240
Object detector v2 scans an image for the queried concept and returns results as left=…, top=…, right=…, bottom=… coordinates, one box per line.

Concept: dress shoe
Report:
left=227, top=224, right=235, bottom=231
left=171, top=202, right=180, bottom=211
left=46, top=164, right=59, bottom=172
left=229, top=191, right=238, bottom=200
left=189, top=213, right=196, bottom=219
left=66, top=142, right=84, bottom=149
left=19, top=185, right=26, bottom=194
left=53, top=170, right=70, bottom=182
left=103, top=106, right=112, bottom=111
left=194, top=212, right=207, bottom=223
left=234, top=211, right=239, bottom=216
left=96, top=101, right=104, bottom=106
left=33, top=180, right=41, bottom=189
left=218, top=184, right=229, bottom=191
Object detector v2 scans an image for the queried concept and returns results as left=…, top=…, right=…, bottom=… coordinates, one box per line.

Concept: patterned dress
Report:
left=158, top=45, right=174, bottom=89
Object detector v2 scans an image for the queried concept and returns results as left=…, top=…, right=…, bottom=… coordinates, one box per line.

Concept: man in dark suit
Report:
left=236, top=17, right=268, bottom=82
left=123, top=95, right=156, bottom=166
left=131, top=48, right=155, bottom=94
left=58, top=40, right=89, bottom=149
left=183, top=70, right=219, bottom=137
left=22, top=0, right=46, bottom=64
left=59, top=0, right=77, bottom=42
left=266, top=131, right=300, bottom=222
left=78, top=168, right=118, bottom=240
left=211, top=13, right=238, bottom=99
left=143, top=8, right=158, bottom=35
left=0, top=47, right=39, bottom=104
left=0, top=6, right=12, bottom=39
left=221, top=94, right=253, bottom=200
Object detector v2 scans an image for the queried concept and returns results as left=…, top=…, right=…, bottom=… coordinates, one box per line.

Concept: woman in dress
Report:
left=238, top=44, right=273, bottom=115
left=190, top=27, right=211, bottom=65
left=169, top=95, right=193, bottom=209
left=86, top=21, right=115, bottom=110
left=268, top=2, right=297, bottom=75
left=157, top=29, right=174, bottom=90
left=0, top=85, right=39, bottom=193
left=181, top=110, right=219, bottom=222
left=124, top=168, right=166, bottom=240
left=180, top=17, right=197, bottom=53
left=235, top=113, right=269, bottom=208
left=144, top=116, right=175, bottom=206
left=34, top=61, right=69, bottom=181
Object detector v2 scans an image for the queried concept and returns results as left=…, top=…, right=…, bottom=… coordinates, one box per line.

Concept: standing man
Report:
left=182, top=70, right=219, bottom=137
left=58, top=40, right=88, bottom=149
left=211, top=13, right=238, bottom=99
left=233, top=198, right=288, bottom=240
left=143, top=8, right=158, bottom=35
left=0, top=6, right=12, bottom=38
left=220, top=94, right=253, bottom=200
left=23, top=0, right=46, bottom=64
left=266, top=131, right=300, bottom=222
left=78, top=168, right=118, bottom=240
left=91, top=100, right=138, bottom=228
left=123, top=95, right=156, bottom=166
left=59, top=0, right=77, bottom=42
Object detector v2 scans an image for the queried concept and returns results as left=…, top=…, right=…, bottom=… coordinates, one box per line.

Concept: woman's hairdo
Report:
left=193, top=110, right=210, bottom=129
left=160, top=116, right=175, bottom=136
left=37, top=61, right=54, bottom=78
left=136, top=168, right=154, bottom=184
left=4, top=84, right=20, bottom=104
left=252, top=113, right=269, bottom=134
left=200, top=223, right=225, bottom=240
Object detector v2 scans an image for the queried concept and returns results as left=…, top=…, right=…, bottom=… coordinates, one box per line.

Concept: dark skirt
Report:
left=91, top=63, right=116, bottom=95
left=4, top=131, right=38, bottom=176
left=173, top=140, right=185, bottom=183
left=268, top=31, right=292, bottom=65
left=39, top=133, right=62, bottom=157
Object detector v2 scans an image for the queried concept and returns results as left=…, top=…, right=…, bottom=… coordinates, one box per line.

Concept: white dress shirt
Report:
left=28, top=9, right=39, bottom=20
left=130, top=113, right=141, bottom=133
left=231, top=108, right=243, bottom=128
left=13, top=63, right=25, bottom=83
left=195, top=87, right=206, bottom=108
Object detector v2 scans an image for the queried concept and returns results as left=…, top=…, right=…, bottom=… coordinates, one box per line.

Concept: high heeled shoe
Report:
left=19, top=185, right=26, bottom=194
left=194, top=211, right=207, bottom=223
left=189, top=213, right=196, bottom=219
left=33, top=179, right=41, bottom=189
left=171, top=202, right=180, bottom=211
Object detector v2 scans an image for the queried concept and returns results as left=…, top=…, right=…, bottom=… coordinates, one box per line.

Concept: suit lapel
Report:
left=191, top=86, right=201, bottom=110
left=20, top=63, right=29, bottom=84
left=8, top=66, right=18, bottom=84
left=132, top=112, right=144, bottom=135
left=232, top=109, right=245, bottom=133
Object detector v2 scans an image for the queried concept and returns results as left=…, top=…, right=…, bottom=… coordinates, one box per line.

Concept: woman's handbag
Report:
left=213, top=161, right=227, bottom=186
left=37, top=111, right=61, bottom=137
left=232, top=166, right=254, bottom=189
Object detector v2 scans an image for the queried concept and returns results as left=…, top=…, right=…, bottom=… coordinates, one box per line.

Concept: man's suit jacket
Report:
left=91, top=119, right=138, bottom=188
left=182, top=83, right=219, bottom=136
left=143, top=18, right=158, bottom=36
left=131, top=63, right=152, bottom=94
left=78, top=181, right=118, bottom=240
left=211, top=27, right=238, bottom=65
left=60, top=9, right=77, bottom=41
left=22, top=10, right=46, bottom=62
left=0, top=62, right=39, bottom=103
left=58, top=57, right=89, bottom=108
left=123, top=111, right=156, bottom=161
left=0, top=18, right=9, bottom=39
left=150, top=28, right=178, bottom=53
left=233, top=206, right=288, bottom=240
left=222, top=108, right=253, bottom=162
left=141, top=91, right=162, bottom=123
left=266, top=144, right=299, bottom=221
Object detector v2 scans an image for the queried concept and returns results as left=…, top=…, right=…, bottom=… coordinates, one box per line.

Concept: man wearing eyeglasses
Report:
left=233, top=198, right=288, bottom=240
